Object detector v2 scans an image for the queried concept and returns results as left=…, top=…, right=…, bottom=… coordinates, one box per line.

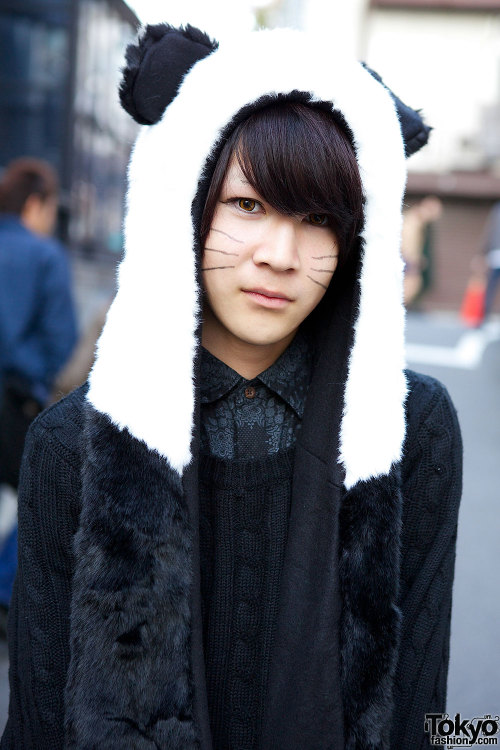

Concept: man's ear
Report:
left=119, top=23, right=218, bottom=125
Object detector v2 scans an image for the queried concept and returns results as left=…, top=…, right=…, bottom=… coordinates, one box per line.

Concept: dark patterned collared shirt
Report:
left=199, top=331, right=313, bottom=460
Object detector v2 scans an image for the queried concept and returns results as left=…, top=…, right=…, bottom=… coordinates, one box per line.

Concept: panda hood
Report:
left=69, top=23, right=431, bottom=750
left=87, top=23, right=428, bottom=489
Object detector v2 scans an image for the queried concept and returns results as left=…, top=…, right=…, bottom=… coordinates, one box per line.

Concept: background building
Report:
left=367, top=0, right=500, bottom=312
left=0, top=0, right=138, bottom=260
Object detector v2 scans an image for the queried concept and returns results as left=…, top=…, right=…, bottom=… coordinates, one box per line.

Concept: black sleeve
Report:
left=391, top=375, right=463, bottom=750
left=1, top=416, right=81, bottom=750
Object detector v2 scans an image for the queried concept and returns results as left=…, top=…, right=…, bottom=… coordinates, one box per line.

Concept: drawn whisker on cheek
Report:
left=311, top=255, right=338, bottom=260
left=201, top=265, right=236, bottom=271
left=204, top=247, right=239, bottom=257
left=309, top=268, right=335, bottom=273
left=306, top=274, right=328, bottom=290
left=210, top=227, right=244, bottom=244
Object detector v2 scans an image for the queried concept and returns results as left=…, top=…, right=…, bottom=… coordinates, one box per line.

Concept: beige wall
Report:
left=263, top=0, right=370, bottom=55
left=366, top=8, right=500, bottom=174
left=367, top=6, right=500, bottom=311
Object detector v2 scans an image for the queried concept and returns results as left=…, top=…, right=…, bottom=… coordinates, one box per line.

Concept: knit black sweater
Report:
left=198, top=342, right=307, bottom=748
left=1, top=368, right=462, bottom=750
left=200, top=450, right=294, bottom=749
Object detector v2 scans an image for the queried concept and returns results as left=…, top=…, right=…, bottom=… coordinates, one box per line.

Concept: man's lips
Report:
left=242, top=288, right=293, bottom=309
left=243, top=287, right=293, bottom=301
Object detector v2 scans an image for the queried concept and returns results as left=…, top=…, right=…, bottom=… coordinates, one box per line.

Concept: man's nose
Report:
left=252, top=216, right=300, bottom=271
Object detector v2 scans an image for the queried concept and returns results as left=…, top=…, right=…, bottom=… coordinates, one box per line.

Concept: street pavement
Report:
left=0, top=311, right=498, bottom=736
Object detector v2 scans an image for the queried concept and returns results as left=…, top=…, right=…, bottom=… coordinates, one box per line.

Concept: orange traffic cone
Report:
left=460, top=276, right=486, bottom=327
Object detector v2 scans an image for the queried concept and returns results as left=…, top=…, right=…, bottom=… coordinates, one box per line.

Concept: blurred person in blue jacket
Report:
left=0, top=157, right=77, bottom=625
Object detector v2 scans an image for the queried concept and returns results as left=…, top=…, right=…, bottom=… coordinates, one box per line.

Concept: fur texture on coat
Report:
left=64, top=408, right=198, bottom=748
left=63, top=23, right=435, bottom=750
left=339, top=470, right=403, bottom=749
left=64, top=406, right=405, bottom=750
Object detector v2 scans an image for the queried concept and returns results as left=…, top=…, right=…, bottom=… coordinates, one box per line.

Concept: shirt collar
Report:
left=258, top=330, right=313, bottom=418
left=199, top=347, right=242, bottom=403
left=200, top=330, right=313, bottom=418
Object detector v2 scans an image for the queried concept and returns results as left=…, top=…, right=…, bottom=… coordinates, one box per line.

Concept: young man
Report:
left=2, top=25, right=462, bottom=750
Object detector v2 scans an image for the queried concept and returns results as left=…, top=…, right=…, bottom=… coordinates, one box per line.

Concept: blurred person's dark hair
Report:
left=0, top=158, right=59, bottom=215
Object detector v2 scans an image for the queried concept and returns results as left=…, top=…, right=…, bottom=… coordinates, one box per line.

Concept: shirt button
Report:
left=244, top=386, right=256, bottom=399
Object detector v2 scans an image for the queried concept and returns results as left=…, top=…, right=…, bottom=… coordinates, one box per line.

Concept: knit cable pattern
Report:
left=199, top=451, right=294, bottom=749
left=390, top=371, right=462, bottom=750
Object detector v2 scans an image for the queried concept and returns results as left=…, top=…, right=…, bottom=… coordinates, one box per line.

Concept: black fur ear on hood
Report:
left=119, top=23, right=218, bottom=125
left=362, top=64, right=432, bottom=157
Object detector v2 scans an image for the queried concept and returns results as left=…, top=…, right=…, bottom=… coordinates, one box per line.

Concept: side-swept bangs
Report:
left=200, top=101, right=364, bottom=268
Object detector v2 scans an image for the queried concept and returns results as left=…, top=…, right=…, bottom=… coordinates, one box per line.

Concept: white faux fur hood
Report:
left=87, top=24, right=428, bottom=489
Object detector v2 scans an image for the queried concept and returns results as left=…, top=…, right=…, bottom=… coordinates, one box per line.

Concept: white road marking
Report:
left=405, top=321, right=500, bottom=370
left=0, top=485, right=17, bottom=545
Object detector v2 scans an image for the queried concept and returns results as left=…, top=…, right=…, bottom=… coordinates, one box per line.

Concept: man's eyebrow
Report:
left=226, top=171, right=251, bottom=186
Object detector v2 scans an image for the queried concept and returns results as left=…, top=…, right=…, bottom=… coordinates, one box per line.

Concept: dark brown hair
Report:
left=200, top=101, right=364, bottom=270
left=0, top=157, right=59, bottom=215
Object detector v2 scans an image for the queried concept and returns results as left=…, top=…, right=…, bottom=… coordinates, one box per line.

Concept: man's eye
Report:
left=307, top=213, right=328, bottom=226
left=238, top=198, right=257, bottom=212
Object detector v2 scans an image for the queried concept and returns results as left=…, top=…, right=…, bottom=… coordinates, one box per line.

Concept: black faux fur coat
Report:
left=2, top=369, right=462, bottom=750
left=2, top=23, right=464, bottom=750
